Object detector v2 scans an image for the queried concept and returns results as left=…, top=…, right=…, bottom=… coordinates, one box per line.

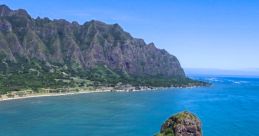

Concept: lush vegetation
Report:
left=156, top=128, right=175, bottom=136
left=0, top=58, right=209, bottom=94
left=0, top=60, right=73, bottom=94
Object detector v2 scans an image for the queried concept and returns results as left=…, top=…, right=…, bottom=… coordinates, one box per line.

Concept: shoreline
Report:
left=0, top=90, right=111, bottom=102
left=0, top=89, right=153, bottom=102
left=0, top=85, right=206, bottom=102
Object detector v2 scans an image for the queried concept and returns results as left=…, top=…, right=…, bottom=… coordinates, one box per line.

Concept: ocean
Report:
left=0, top=76, right=259, bottom=136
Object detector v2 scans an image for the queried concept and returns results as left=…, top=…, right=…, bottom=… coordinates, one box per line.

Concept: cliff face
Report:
left=0, top=5, right=185, bottom=78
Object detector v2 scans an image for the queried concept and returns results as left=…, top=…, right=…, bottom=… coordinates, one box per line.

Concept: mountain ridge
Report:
left=0, top=5, right=206, bottom=93
left=0, top=4, right=185, bottom=77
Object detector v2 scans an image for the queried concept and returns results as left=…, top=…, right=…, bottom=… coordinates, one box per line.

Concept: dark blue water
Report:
left=0, top=76, right=259, bottom=136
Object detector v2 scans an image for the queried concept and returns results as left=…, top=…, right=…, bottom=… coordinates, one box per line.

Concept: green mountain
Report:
left=0, top=5, right=206, bottom=93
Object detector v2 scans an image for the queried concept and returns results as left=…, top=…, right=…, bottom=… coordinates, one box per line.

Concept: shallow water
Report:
left=0, top=76, right=259, bottom=136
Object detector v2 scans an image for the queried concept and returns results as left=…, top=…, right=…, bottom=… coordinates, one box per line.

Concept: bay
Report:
left=0, top=76, right=259, bottom=136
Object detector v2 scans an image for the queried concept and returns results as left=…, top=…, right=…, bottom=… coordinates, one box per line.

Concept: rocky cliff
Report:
left=157, top=111, right=202, bottom=136
left=0, top=5, right=185, bottom=78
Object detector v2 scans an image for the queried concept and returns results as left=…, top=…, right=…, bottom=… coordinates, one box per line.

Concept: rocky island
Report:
left=157, top=111, right=202, bottom=136
left=0, top=5, right=208, bottom=100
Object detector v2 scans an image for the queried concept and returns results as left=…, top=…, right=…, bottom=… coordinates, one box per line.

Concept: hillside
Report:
left=0, top=5, right=206, bottom=93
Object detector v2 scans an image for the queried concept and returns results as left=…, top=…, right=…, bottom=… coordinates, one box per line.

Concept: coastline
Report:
left=0, top=88, right=152, bottom=102
left=0, top=85, right=204, bottom=102
left=0, top=90, right=110, bottom=102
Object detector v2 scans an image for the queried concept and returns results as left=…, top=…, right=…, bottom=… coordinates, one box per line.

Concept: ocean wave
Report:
left=207, top=78, right=220, bottom=82
left=229, top=80, right=249, bottom=84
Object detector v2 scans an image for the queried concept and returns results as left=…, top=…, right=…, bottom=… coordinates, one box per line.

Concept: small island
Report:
left=156, top=111, right=202, bottom=136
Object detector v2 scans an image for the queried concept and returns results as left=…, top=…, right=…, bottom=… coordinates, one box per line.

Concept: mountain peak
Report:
left=0, top=4, right=11, bottom=16
left=0, top=5, right=30, bottom=18
left=15, top=9, right=30, bottom=18
left=89, top=20, right=106, bottom=24
left=0, top=4, right=10, bottom=10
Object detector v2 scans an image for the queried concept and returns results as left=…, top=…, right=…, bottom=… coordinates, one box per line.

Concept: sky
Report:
left=0, top=0, right=259, bottom=70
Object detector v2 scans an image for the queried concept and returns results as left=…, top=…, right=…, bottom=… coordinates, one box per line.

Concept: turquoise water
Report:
left=0, top=76, right=259, bottom=136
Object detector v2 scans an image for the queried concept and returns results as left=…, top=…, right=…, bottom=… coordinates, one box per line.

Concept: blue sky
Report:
left=1, top=0, right=259, bottom=70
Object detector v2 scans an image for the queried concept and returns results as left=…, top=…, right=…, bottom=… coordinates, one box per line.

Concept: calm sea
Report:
left=0, top=76, right=259, bottom=136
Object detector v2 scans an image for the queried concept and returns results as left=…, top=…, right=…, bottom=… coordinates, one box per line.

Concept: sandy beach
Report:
left=0, top=85, right=201, bottom=102
left=0, top=87, right=152, bottom=102
left=0, top=90, right=111, bottom=102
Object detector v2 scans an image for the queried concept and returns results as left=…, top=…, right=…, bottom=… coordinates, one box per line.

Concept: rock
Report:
left=158, top=111, right=202, bottom=136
